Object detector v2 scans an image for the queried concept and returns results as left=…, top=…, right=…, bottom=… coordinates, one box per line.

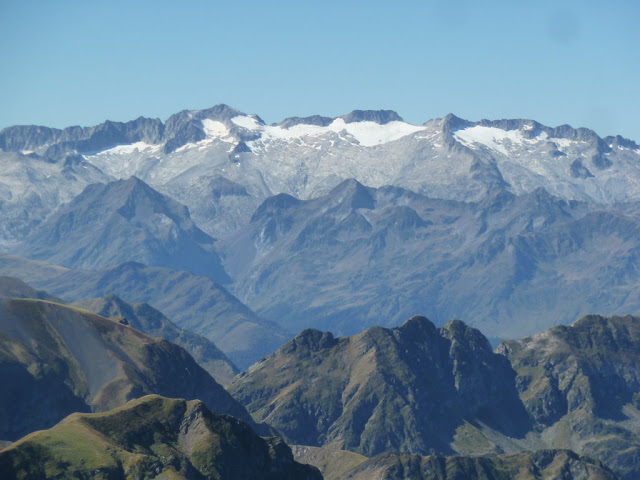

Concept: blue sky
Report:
left=1, top=0, right=639, bottom=141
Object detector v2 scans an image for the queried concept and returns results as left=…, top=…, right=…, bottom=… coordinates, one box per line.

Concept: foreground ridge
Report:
left=0, top=395, right=322, bottom=480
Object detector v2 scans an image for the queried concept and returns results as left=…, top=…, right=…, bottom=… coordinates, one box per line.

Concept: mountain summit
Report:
left=229, top=316, right=528, bottom=456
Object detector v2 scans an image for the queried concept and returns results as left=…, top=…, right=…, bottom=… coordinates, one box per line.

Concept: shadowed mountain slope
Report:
left=0, top=395, right=322, bottom=480
left=231, top=314, right=640, bottom=479
left=498, top=314, right=640, bottom=479
left=0, top=298, right=255, bottom=442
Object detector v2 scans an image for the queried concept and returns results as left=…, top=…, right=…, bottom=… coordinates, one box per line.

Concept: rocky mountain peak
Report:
left=441, top=113, right=472, bottom=132
left=398, top=314, right=439, bottom=337
left=251, top=193, right=303, bottom=223
left=229, top=316, right=528, bottom=456
left=328, top=178, right=376, bottom=210
left=12, top=177, right=229, bottom=283
left=163, top=104, right=264, bottom=153
left=198, top=103, right=245, bottom=121
left=440, top=319, right=493, bottom=351
left=340, top=109, right=403, bottom=124
left=278, top=115, right=334, bottom=129
left=604, top=134, right=639, bottom=150
left=280, top=329, right=338, bottom=356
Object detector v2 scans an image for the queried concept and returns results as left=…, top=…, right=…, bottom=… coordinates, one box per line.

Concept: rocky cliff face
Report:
left=497, top=314, right=640, bottom=479
left=0, top=395, right=322, bottom=480
left=0, top=298, right=254, bottom=441
left=229, top=315, right=528, bottom=456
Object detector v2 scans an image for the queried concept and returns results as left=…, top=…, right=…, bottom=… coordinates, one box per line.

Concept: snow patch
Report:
left=454, top=126, right=544, bottom=155
left=99, top=142, right=161, bottom=155
left=174, top=139, right=218, bottom=153
left=613, top=144, right=640, bottom=154
left=334, top=119, right=426, bottom=147
left=552, top=138, right=577, bottom=149
left=231, top=115, right=262, bottom=130
left=242, top=118, right=426, bottom=147
left=201, top=119, right=229, bottom=138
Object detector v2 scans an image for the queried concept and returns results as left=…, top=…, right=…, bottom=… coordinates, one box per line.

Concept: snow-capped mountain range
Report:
left=2, top=105, right=639, bottom=246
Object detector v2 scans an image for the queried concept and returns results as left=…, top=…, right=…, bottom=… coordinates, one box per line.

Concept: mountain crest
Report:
left=340, top=109, right=403, bottom=124
left=328, top=178, right=375, bottom=210
left=278, top=115, right=334, bottom=129
left=229, top=316, right=529, bottom=456
left=398, top=315, right=439, bottom=336
left=251, top=193, right=303, bottom=223
left=281, top=329, right=338, bottom=356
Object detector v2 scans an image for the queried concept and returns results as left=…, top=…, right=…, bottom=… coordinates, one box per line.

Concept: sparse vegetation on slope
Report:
left=229, top=315, right=529, bottom=456
left=498, top=314, right=640, bottom=479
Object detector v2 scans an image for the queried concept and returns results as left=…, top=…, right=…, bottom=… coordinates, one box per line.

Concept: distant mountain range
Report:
left=13, top=176, right=229, bottom=282
left=3, top=99, right=640, bottom=479
left=221, top=177, right=640, bottom=340
left=1, top=104, right=640, bottom=366
left=2, top=104, right=639, bottom=247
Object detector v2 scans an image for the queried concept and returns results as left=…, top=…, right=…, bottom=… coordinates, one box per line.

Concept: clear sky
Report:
left=1, top=0, right=639, bottom=141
